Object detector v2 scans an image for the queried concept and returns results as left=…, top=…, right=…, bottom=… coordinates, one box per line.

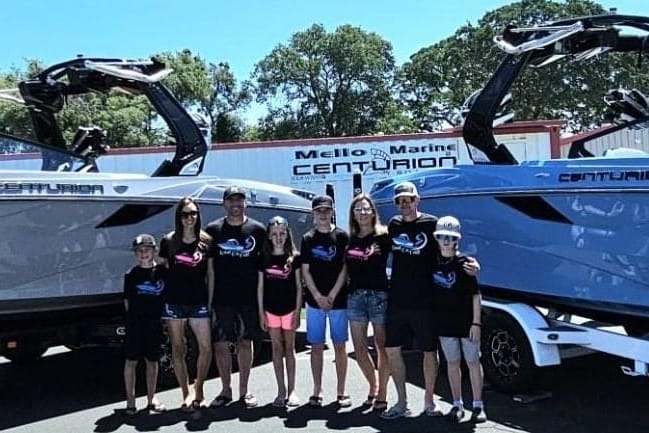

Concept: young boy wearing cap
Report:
left=122, top=234, right=167, bottom=415
left=300, top=195, right=351, bottom=408
left=432, top=216, right=486, bottom=423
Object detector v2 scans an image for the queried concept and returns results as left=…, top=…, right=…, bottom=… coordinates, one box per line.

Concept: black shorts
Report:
left=384, top=308, right=438, bottom=352
left=211, top=305, right=259, bottom=343
left=124, top=318, right=163, bottom=362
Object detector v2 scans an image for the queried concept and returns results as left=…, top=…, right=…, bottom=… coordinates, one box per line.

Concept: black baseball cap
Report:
left=223, top=185, right=246, bottom=200
left=393, top=181, right=419, bottom=201
left=132, top=234, right=156, bottom=250
left=311, top=195, right=334, bottom=210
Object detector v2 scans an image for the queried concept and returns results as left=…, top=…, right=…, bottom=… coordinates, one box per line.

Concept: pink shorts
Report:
left=265, top=311, right=296, bottom=331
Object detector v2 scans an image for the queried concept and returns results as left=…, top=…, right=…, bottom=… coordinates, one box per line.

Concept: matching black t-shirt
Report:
left=205, top=217, right=266, bottom=307
left=301, top=227, right=349, bottom=309
left=388, top=213, right=440, bottom=309
left=134, top=212, right=477, bottom=323
left=346, top=232, right=391, bottom=292
left=431, top=254, right=480, bottom=337
left=123, top=264, right=167, bottom=319
left=260, top=253, right=301, bottom=315
left=158, top=235, right=212, bottom=306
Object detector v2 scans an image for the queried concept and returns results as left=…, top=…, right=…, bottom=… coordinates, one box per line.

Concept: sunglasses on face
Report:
left=181, top=210, right=199, bottom=218
left=435, top=234, right=459, bottom=242
left=395, top=197, right=414, bottom=205
left=353, top=206, right=373, bottom=214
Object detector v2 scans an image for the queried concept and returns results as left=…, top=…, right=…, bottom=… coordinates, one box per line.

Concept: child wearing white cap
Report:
left=432, top=216, right=486, bottom=423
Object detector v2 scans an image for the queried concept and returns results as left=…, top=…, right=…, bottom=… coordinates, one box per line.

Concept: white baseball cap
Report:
left=434, top=216, right=462, bottom=239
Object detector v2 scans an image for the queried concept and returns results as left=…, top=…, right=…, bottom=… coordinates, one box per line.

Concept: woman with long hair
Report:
left=257, top=216, right=302, bottom=407
left=158, top=197, right=213, bottom=411
left=345, top=193, right=391, bottom=412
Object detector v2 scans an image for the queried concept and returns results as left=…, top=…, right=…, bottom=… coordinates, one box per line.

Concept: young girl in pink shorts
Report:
left=257, top=216, right=303, bottom=407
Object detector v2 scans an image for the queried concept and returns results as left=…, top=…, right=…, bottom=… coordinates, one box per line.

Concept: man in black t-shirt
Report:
left=205, top=186, right=266, bottom=409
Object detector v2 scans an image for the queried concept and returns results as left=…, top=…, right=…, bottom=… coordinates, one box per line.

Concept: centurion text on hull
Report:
left=371, top=13, right=649, bottom=391
left=0, top=58, right=313, bottom=360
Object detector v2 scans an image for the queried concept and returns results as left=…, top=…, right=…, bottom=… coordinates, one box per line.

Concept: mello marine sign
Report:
left=290, top=141, right=458, bottom=183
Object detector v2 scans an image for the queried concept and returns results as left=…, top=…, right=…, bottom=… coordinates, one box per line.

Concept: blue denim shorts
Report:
left=161, top=303, right=210, bottom=319
left=306, top=305, right=348, bottom=344
left=346, top=290, right=388, bottom=324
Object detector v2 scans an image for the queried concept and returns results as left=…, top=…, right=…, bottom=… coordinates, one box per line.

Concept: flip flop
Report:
left=373, top=400, right=388, bottom=412
left=146, top=401, right=166, bottom=413
left=336, top=395, right=352, bottom=408
left=308, top=395, right=323, bottom=407
left=272, top=396, right=287, bottom=407
left=209, top=395, right=232, bottom=408
left=125, top=406, right=137, bottom=416
left=363, top=395, right=377, bottom=406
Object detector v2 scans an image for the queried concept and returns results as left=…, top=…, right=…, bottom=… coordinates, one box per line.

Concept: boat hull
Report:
left=371, top=158, right=649, bottom=326
left=0, top=172, right=313, bottom=324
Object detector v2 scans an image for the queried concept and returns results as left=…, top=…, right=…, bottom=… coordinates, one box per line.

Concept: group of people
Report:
left=122, top=181, right=487, bottom=423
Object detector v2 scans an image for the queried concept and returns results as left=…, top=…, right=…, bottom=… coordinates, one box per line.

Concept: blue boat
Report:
left=372, top=14, right=649, bottom=330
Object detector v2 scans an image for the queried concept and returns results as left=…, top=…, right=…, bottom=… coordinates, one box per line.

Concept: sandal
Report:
left=363, top=395, right=377, bottom=406
left=286, top=394, right=300, bottom=407
left=209, top=395, right=232, bottom=408
left=308, top=395, right=323, bottom=407
left=272, top=396, right=287, bottom=407
left=373, top=400, right=388, bottom=412
left=125, top=406, right=137, bottom=416
left=146, top=401, right=166, bottom=413
left=336, top=395, right=352, bottom=408
left=240, top=394, right=258, bottom=408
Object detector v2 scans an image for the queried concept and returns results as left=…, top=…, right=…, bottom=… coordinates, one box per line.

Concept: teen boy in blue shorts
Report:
left=301, top=195, right=351, bottom=408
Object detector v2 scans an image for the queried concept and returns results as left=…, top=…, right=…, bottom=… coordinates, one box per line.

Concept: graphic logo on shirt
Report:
left=136, top=280, right=165, bottom=296
left=346, top=244, right=375, bottom=261
left=433, top=271, right=456, bottom=289
left=174, top=251, right=203, bottom=267
left=311, top=245, right=337, bottom=262
left=217, top=236, right=256, bottom=257
left=391, top=232, right=427, bottom=255
left=265, top=262, right=292, bottom=280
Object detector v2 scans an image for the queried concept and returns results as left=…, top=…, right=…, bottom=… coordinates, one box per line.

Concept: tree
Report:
left=397, top=0, right=648, bottom=132
left=252, top=23, right=399, bottom=138
left=158, top=50, right=251, bottom=142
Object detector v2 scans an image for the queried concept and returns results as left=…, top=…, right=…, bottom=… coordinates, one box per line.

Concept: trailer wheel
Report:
left=481, top=313, right=536, bottom=393
left=0, top=340, right=47, bottom=363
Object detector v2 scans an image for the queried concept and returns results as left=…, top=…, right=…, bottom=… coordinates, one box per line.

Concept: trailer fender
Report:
left=482, top=299, right=561, bottom=367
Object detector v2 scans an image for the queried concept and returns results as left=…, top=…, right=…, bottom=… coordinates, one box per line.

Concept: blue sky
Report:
left=2, top=0, right=643, bottom=76
left=1, top=0, right=644, bottom=119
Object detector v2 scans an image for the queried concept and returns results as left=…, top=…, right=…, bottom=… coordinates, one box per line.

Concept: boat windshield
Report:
left=0, top=130, right=94, bottom=172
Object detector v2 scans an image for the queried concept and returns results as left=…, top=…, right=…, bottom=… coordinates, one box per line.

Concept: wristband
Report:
left=472, top=323, right=481, bottom=327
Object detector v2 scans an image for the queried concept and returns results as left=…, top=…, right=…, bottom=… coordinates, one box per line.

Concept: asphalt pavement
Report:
left=1, top=329, right=648, bottom=433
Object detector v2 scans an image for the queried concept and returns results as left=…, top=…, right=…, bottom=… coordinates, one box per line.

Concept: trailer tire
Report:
left=0, top=340, right=47, bottom=363
left=481, top=312, right=537, bottom=393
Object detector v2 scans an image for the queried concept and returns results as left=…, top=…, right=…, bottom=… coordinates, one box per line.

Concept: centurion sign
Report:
left=291, top=143, right=458, bottom=180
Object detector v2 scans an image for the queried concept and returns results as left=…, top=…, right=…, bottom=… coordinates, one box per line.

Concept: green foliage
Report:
left=158, top=51, right=251, bottom=142
left=398, top=0, right=648, bottom=132
left=252, top=23, right=400, bottom=138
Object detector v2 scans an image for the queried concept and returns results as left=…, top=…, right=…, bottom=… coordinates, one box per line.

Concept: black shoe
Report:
left=446, top=406, right=465, bottom=423
left=471, top=407, right=487, bottom=423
